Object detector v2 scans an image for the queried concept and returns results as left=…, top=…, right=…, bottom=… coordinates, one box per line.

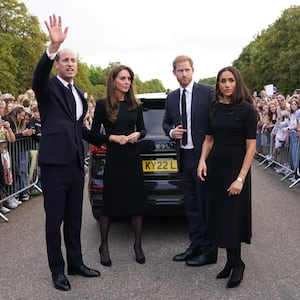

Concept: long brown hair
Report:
left=8, top=106, right=26, bottom=133
left=267, top=101, right=277, bottom=122
left=106, top=64, right=139, bottom=122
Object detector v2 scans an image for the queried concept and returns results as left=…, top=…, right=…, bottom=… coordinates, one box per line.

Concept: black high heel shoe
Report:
left=133, top=243, right=145, bottom=264
left=99, top=246, right=112, bottom=267
left=227, top=261, right=245, bottom=288
left=216, top=261, right=233, bottom=279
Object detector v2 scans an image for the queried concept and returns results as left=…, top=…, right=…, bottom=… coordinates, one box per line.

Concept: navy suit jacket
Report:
left=32, top=52, right=88, bottom=166
left=162, top=82, right=214, bottom=170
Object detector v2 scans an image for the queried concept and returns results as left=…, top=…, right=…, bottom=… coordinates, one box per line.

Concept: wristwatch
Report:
left=237, top=177, right=243, bottom=183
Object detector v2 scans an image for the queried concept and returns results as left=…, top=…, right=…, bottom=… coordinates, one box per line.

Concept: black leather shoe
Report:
left=173, top=248, right=201, bottom=262
left=186, top=253, right=217, bottom=267
left=52, top=274, right=71, bottom=291
left=68, top=265, right=100, bottom=277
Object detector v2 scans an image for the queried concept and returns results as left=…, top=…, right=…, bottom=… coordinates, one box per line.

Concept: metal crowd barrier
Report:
left=0, top=138, right=41, bottom=222
left=256, top=128, right=300, bottom=188
left=1, top=129, right=298, bottom=222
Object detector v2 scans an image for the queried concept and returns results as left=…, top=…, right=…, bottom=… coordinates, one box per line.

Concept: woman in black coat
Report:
left=198, top=66, right=257, bottom=288
left=91, top=65, right=148, bottom=267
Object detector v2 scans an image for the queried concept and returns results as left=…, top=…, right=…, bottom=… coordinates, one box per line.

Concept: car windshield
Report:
left=141, top=99, right=166, bottom=135
left=143, top=109, right=165, bottom=135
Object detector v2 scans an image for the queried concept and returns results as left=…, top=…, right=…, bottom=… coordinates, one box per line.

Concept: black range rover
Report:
left=88, top=92, right=184, bottom=220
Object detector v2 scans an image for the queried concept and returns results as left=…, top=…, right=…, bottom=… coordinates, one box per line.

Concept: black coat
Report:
left=32, top=52, right=93, bottom=166
left=162, top=82, right=214, bottom=170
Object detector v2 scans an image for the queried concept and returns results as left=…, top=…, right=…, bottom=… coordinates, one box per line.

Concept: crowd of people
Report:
left=255, top=89, right=300, bottom=182
left=0, top=89, right=39, bottom=214
left=0, top=88, right=96, bottom=216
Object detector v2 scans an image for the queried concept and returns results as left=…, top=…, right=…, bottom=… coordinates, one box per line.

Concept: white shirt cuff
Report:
left=46, top=48, right=57, bottom=60
left=169, top=129, right=175, bottom=139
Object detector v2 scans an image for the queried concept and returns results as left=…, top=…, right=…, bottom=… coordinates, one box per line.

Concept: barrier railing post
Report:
left=0, top=211, right=8, bottom=222
left=289, top=133, right=300, bottom=188
left=256, top=126, right=300, bottom=188
left=0, top=137, right=41, bottom=221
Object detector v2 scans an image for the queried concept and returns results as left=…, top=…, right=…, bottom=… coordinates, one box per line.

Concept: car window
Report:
left=143, top=109, right=165, bottom=135
left=141, top=99, right=165, bottom=135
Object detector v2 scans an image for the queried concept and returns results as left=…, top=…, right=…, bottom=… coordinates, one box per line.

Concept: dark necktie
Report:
left=67, top=83, right=76, bottom=119
left=181, top=89, right=187, bottom=145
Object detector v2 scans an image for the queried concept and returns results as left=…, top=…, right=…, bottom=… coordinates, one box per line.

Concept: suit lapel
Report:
left=53, top=77, right=74, bottom=120
left=174, top=89, right=181, bottom=124
left=74, top=86, right=87, bottom=119
left=54, top=77, right=87, bottom=121
left=191, top=84, right=200, bottom=127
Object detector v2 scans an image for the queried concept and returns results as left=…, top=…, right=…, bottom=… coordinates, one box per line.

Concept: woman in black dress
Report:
left=197, top=66, right=257, bottom=288
left=91, top=65, right=148, bottom=266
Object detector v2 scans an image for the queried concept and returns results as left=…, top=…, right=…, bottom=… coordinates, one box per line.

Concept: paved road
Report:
left=0, top=161, right=299, bottom=300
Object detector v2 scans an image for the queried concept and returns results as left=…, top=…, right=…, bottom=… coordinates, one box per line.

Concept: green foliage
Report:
left=0, top=33, right=18, bottom=93
left=133, top=76, right=144, bottom=94
left=89, top=84, right=106, bottom=100
left=75, top=61, right=92, bottom=96
left=85, top=62, right=167, bottom=97
left=133, top=78, right=166, bottom=94
left=198, top=77, right=216, bottom=87
left=0, top=0, right=47, bottom=96
left=89, top=65, right=105, bottom=86
left=232, top=5, right=300, bottom=95
left=144, top=79, right=166, bottom=93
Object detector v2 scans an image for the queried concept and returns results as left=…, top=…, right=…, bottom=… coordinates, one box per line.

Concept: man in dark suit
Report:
left=163, top=55, right=217, bottom=267
left=32, top=15, right=100, bottom=291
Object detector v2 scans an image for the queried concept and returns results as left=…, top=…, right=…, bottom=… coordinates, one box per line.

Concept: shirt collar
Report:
left=57, top=75, right=74, bottom=88
left=181, top=81, right=194, bottom=94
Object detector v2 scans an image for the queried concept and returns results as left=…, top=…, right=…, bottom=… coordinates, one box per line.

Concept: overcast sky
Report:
left=22, top=0, right=298, bottom=90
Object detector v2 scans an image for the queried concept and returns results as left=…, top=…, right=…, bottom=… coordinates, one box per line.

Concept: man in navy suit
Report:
left=32, top=15, right=100, bottom=291
left=163, top=55, right=217, bottom=267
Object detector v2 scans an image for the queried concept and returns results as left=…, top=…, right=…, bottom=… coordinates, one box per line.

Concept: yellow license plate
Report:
left=142, top=159, right=178, bottom=173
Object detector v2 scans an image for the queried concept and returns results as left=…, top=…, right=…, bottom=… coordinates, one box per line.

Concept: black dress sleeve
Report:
left=90, top=100, right=109, bottom=145
left=136, top=104, right=146, bottom=139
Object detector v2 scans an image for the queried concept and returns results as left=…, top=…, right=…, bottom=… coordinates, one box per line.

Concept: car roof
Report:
left=137, top=92, right=168, bottom=100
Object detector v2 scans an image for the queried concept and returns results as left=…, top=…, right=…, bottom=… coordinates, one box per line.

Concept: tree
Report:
left=144, top=79, right=166, bottom=93
left=233, top=5, right=300, bottom=94
left=0, top=33, right=18, bottom=94
left=198, top=77, right=216, bottom=87
left=0, top=0, right=47, bottom=95
left=85, top=62, right=167, bottom=96
left=75, top=61, right=93, bottom=97
left=88, top=65, right=105, bottom=86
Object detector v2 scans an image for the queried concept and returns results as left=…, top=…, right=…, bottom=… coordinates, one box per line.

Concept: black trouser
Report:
left=180, top=149, right=216, bottom=255
left=41, top=159, right=84, bottom=275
